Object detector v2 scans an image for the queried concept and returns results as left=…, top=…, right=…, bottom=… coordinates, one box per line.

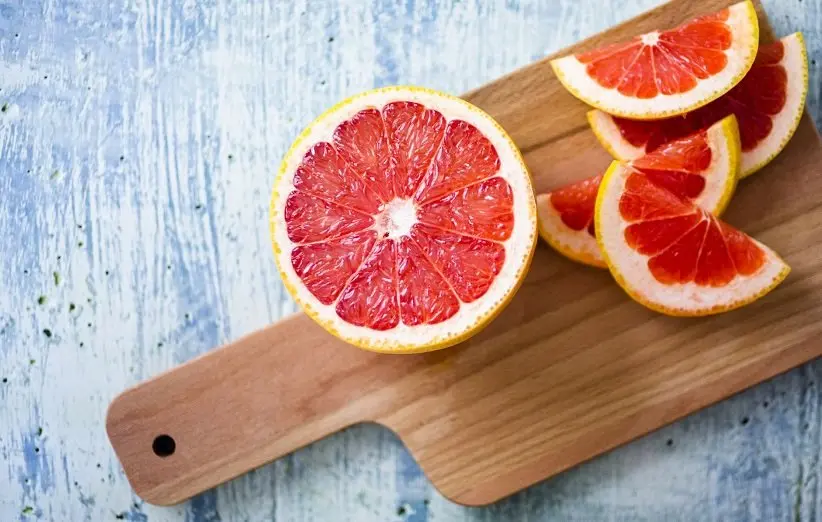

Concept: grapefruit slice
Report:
left=551, top=1, right=759, bottom=119
left=589, top=33, right=808, bottom=177
left=270, top=87, right=537, bottom=353
left=537, top=115, right=740, bottom=268
left=595, top=160, right=789, bottom=316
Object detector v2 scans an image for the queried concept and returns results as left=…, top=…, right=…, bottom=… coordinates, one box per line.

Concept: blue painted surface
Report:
left=0, top=0, right=821, bottom=521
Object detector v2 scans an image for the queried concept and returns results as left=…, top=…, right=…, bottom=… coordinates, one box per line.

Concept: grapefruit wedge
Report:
left=595, top=160, right=789, bottom=316
left=551, top=1, right=759, bottom=119
left=589, top=33, right=808, bottom=177
left=537, top=115, right=740, bottom=268
left=270, top=87, right=537, bottom=353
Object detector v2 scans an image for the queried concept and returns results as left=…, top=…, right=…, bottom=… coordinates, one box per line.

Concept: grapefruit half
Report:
left=537, top=115, right=740, bottom=268
left=270, top=87, right=537, bottom=353
left=595, top=160, right=789, bottom=316
left=589, top=33, right=808, bottom=177
left=551, top=1, right=759, bottom=119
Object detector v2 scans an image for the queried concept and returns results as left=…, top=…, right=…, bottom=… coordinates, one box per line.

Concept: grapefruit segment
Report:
left=624, top=213, right=703, bottom=255
left=417, top=177, right=515, bottom=241
left=396, top=237, right=460, bottom=326
left=536, top=175, right=604, bottom=268
left=333, top=108, right=395, bottom=202
left=588, top=33, right=809, bottom=177
left=551, top=1, right=759, bottom=119
left=722, top=221, right=768, bottom=276
left=536, top=116, right=739, bottom=268
left=291, top=230, right=377, bottom=305
left=293, top=142, right=382, bottom=214
left=595, top=161, right=789, bottom=316
left=645, top=217, right=709, bottom=285
left=271, top=87, right=537, bottom=353
left=284, top=191, right=375, bottom=243
left=549, top=174, right=601, bottom=232
left=415, top=120, right=501, bottom=203
left=383, top=101, right=447, bottom=199
left=411, top=224, right=506, bottom=303
left=619, top=170, right=696, bottom=221
left=693, top=217, right=738, bottom=287
left=335, top=240, right=399, bottom=331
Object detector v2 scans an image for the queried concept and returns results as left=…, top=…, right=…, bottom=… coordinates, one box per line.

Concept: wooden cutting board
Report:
left=106, top=0, right=822, bottom=507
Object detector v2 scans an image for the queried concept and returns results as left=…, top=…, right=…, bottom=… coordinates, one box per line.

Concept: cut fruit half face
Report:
left=588, top=33, right=809, bottom=177
left=270, top=87, right=537, bottom=353
left=537, top=115, right=741, bottom=268
left=551, top=1, right=759, bottom=119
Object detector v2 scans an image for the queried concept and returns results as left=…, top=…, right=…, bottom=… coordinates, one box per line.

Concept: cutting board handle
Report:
left=105, top=313, right=425, bottom=506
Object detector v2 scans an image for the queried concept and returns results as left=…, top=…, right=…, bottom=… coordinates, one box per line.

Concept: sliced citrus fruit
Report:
left=537, top=115, right=740, bottom=268
left=589, top=33, right=808, bottom=177
left=536, top=175, right=606, bottom=268
left=595, top=160, right=789, bottom=316
left=270, top=87, right=537, bottom=353
left=551, top=1, right=759, bottom=119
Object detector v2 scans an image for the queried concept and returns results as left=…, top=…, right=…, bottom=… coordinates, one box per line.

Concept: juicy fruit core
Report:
left=376, top=198, right=417, bottom=239
left=619, top=172, right=765, bottom=286
left=611, top=39, right=790, bottom=154
left=576, top=8, right=731, bottom=98
left=640, top=31, right=660, bottom=46
left=285, top=101, right=514, bottom=331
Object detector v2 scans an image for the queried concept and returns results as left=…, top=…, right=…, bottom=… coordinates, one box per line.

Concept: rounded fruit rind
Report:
left=270, top=86, right=538, bottom=353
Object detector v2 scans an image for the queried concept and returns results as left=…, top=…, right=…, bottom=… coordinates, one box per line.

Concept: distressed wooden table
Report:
left=1, top=1, right=820, bottom=521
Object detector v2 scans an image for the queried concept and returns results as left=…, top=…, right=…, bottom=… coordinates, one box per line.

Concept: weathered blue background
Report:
left=1, top=0, right=821, bottom=520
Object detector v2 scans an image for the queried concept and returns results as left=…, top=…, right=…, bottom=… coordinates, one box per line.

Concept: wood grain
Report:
left=106, top=0, right=822, bottom=509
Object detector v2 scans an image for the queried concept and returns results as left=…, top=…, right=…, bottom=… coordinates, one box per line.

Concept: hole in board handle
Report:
left=152, top=434, right=176, bottom=457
